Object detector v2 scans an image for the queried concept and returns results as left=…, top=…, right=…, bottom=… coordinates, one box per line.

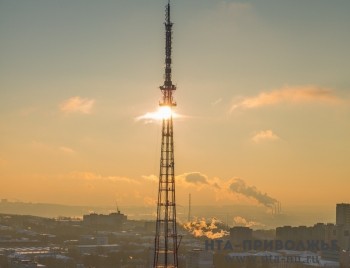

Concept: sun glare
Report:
left=158, top=106, right=172, bottom=120
left=137, top=106, right=178, bottom=122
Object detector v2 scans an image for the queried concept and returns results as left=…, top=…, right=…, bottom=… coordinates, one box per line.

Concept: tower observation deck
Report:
left=153, top=1, right=179, bottom=267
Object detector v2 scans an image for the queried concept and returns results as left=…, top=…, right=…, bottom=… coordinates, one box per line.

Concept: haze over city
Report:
left=1, top=0, right=350, bottom=225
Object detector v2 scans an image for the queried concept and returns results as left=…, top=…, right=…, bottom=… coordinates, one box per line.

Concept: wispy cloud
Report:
left=136, top=111, right=164, bottom=122
left=231, top=85, right=340, bottom=111
left=60, top=96, right=95, bottom=114
left=177, top=172, right=214, bottom=189
left=252, top=130, right=279, bottom=143
left=31, top=141, right=78, bottom=155
left=211, top=98, right=223, bottom=106
left=68, top=170, right=278, bottom=209
left=68, top=172, right=137, bottom=184
left=59, top=146, right=76, bottom=154
left=144, top=172, right=216, bottom=188
left=142, top=174, right=158, bottom=182
left=217, top=1, right=253, bottom=18
left=233, top=216, right=265, bottom=228
left=183, top=172, right=209, bottom=185
left=143, top=196, right=157, bottom=206
left=136, top=107, right=183, bottom=124
left=46, top=170, right=278, bottom=207
left=175, top=172, right=278, bottom=209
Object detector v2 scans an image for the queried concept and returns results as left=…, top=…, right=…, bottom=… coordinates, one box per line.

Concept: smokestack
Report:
left=188, top=193, right=191, bottom=222
left=279, top=202, right=282, bottom=214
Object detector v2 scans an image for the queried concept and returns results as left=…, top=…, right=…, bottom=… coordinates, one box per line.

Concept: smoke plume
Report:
left=183, top=217, right=229, bottom=239
left=229, top=178, right=277, bottom=208
left=233, top=216, right=265, bottom=228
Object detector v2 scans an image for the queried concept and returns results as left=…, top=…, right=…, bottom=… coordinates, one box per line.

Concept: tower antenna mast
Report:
left=153, top=1, right=179, bottom=267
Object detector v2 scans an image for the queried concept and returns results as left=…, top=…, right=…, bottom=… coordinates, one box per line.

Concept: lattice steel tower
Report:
left=153, top=1, right=179, bottom=267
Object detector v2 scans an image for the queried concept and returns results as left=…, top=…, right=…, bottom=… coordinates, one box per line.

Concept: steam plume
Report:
left=233, top=216, right=265, bottom=228
left=229, top=178, right=277, bottom=208
left=183, top=217, right=229, bottom=239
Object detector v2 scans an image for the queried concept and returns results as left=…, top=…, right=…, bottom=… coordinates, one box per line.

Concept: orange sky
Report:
left=1, top=0, right=350, bottom=210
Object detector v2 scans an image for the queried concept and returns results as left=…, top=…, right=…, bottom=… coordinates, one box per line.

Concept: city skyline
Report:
left=1, top=0, right=350, bottom=214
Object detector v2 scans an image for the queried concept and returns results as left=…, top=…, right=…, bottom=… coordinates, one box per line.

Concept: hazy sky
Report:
left=1, top=0, right=349, bottom=210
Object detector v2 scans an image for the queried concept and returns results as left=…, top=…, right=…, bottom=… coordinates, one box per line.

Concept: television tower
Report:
left=153, top=1, right=179, bottom=267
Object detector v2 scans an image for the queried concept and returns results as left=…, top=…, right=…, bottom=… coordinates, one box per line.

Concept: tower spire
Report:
left=163, top=0, right=175, bottom=90
left=153, top=1, right=179, bottom=267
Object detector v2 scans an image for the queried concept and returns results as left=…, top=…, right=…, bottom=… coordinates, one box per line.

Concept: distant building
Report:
left=336, top=203, right=350, bottom=226
left=321, top=249, right=340, bottom=262
left=276, top=223, right=332, bottom=243
left=325, top=223, right=338, bottom=245
left=144, top=221, right=154, bottom=233
left=83, top=211, right=127, bottom=229
left=336, top=203, right=350, bottom=250
left=185, top=249, right=213, bottom=268
left=252, top=229, right=275, bottom=240
left=79, top=235, right=108, bottom=245
left=229, top=226, right=252, bottom=249
left=278, top=225, right=313, bottom=241
left=75, top=244, right=120, bottom=254
left=337, top=224, right=350, bottom=250
left=340, top=250, right=350, bottom=267
left=8, top=258, right=47, bottom=268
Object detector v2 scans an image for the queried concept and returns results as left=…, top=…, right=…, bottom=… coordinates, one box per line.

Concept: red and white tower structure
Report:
left=153, top=1, right=179, bottom=267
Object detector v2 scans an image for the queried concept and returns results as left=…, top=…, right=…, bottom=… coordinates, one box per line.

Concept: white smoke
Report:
left=183, top=217, right=229, bottom=239
left=229, top=178, right=278, bottom=208
left=233, top=216, right=265, bottom=228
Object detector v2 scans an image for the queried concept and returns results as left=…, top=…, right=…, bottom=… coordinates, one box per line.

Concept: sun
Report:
left=136, top=106, right=178, bottom=122
left=158, top=106, right=172, bottom=120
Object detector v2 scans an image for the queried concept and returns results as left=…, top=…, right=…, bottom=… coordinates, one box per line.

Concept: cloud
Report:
left=229, top=178, right=278, bottom=208
left=220, top=2, right=252, bottom=13
left=184, top=172, right=209, bottom=185
left=212, top=182, right=221, bottom=190
left=136, top=107, right=183, bottom=124
left=211, top=98, right=223, bottom=106
left=59, top=146, right=76, bottom=154
left=60, top=96, right=95, bottom=114
left=30, top=141, right=77, bottom=155
left=176, top=173, right=278, bottom=209
left=143, top=196, right=157, bottom=206
left=136, top=111, right=163, bottom=122
left=215, top=1, right=253, bottom=20
left=231, top=85, right=340, bottom=111
left=252, top=130, right=279, bottom=143
left=142, top=174, right=158, bottom=183
left=68, top=172, right=137, bottom=184
left=233, top=216, right=265, bottom=228
left=176, top=172, right=224, bottom=191
left=111, top=171, right=279, bottom=209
